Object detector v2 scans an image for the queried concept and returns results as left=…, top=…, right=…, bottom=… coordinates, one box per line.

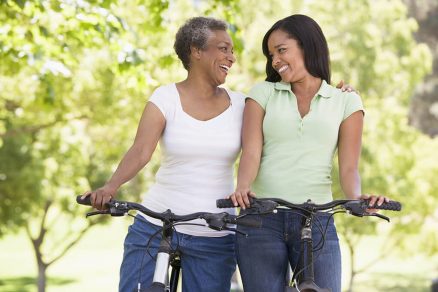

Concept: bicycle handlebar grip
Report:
left=216, top=199, right=235, bottom=208
left=236, top=216, right=262, bottom=228
left=76, top=195, right=92, bottom=206
left=367, top=200, right=402, bottom=211
left=216, top=198, right=256, bottom=208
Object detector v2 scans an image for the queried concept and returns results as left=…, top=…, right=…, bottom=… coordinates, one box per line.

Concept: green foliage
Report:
left=313, top=0, right=436, bottom=256
left=0, top=131, right=44, bottom=236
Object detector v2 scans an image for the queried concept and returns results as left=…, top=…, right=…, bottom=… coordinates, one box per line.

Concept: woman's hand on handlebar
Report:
left=360, top=194, right=390, bottom=213
left=228, top=186, right=256, bottom=210
left=81, top=184, right=117, bottom=210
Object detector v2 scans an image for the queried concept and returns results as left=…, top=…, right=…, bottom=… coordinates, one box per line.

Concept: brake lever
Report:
left=205, top=213, right=228, bottom=231
left=344, top=201, right=391, bottom=222
left=86, top=210, right=110, bottom=217
left=86, top=206, right=126, bottom=217
left=364, top=212, right=390, bottom=222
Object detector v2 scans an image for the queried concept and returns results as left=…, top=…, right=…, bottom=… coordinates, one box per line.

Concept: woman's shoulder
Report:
left=249, top=81, right=277, bottom=96
left=322, top=82, right=362, bottom=102
left=152, top=83, right=177, bottom=96
left=148, top=83, right=179, bottom=115
left=337, top=90, right=362, bottom=107
left=322, top=83, right=364, bottom=116
left=251, top=81, right=276, bottom=91
left=149, top=83, right=178, bottom=102
left=223, top=87, right=245, bottom=104
left=247, top=81, right=277, bottom=107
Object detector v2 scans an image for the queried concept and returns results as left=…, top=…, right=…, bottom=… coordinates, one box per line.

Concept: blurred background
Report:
left=0, top=0, right=437, bottom=291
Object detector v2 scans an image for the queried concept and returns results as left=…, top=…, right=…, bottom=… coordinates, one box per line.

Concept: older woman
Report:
left=84, top=17, right=243, bottom=291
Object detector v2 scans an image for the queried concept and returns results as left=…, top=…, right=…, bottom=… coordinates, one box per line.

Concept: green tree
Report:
left=309, top=0, right=435, bottom=290
left=0, top=0, right=153, bottom=290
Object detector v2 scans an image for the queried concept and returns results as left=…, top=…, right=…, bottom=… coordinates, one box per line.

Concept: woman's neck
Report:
left=179, top=72, right=221, bottom=99
left=291, top=77, right=322, bottom=99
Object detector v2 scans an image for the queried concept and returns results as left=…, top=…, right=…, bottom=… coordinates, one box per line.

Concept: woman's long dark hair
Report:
left=262, top=14, right=331, bottom=84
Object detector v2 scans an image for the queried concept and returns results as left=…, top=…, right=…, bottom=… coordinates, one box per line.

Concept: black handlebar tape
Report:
left=76, top=195, right=92, bottom=206
left=216, top=199, right=235, bottom=208
left=236, top=216, right=262, bottom=228
left=366, top=200, right=402, bottom=211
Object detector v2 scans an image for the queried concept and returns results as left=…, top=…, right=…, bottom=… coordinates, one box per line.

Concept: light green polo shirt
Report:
left=249, top=80, right=364, bottom=204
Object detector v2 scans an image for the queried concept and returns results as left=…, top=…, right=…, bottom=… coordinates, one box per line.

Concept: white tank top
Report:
left=141, top=83, right=244, bottom=237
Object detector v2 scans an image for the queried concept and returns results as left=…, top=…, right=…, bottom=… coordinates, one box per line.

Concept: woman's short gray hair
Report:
left=174, top=17, right=228, bottom=70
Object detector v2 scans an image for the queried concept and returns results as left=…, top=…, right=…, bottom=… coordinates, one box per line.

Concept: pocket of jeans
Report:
left=313, top=214, right=339, bottom=241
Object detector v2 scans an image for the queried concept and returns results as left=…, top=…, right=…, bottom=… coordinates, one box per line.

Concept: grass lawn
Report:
left=343, top=251, right=437, bottom=291
left=0, top=219, right=128, bottom=292
left=0, top=217, right=437, bottom=291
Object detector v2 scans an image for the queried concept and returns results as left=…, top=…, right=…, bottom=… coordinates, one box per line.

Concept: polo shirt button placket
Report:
left=299, top=119, right=304, bottom=137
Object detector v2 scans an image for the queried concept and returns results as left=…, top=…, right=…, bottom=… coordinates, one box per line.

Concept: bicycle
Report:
left=76, top=195, right=276, bottom=292
left=216, top=197, right=402, bottom=292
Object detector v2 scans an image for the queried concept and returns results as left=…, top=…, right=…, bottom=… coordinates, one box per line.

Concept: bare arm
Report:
left=338, top=110, right=389, bottom=208
left=230, top=99, right=264, bottom=209
left=338, top=111, right=364, bottom=200
left=84, top=102, right=165, bottom=209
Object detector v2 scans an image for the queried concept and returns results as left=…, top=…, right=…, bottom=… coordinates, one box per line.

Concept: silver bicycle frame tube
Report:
left=153, top=252, right=170, bottom=285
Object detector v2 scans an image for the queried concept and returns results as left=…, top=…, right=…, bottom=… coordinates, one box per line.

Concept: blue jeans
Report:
left=119, top=215, right=236, bottom=292
left=236, top=210, right=341, bottom=292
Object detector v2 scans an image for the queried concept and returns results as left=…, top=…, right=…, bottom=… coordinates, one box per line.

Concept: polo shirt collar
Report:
left=274, top=80, right=332, bottom=99
left=274, top=81, right=292, bottom=91
left=317, top=80, right=331, bottom=98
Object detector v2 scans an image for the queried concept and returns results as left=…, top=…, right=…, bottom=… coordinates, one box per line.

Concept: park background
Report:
left=1, top=0, right=437, bottom=291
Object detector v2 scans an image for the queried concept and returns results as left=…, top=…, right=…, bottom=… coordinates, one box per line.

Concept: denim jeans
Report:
left=119, top=215, right=236, bottom=292
left=236, top=209, right=341, bottom=292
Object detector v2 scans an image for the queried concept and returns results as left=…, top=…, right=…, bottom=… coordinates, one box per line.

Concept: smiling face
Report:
left=196, top=29, right=236, bottom=85
left=267, top=29, right=310, bottom=84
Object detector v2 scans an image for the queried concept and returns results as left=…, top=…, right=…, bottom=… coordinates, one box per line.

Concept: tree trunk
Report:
left=26, top=199, right=97, bottom=291
left=345, top=236, right=356, bottom=292
left=26, top=201, right=51, bottom=292
left=405, top=0, right=438, bottom=137
left=37, top=261, right=48, bottom=292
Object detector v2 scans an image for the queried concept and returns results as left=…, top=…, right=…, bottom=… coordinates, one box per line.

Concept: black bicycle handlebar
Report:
left=216, top=197, right=402, bottom=218
left=76, top=195, right=262, bottom=229
left=267, top=197, right=401, bottom=212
